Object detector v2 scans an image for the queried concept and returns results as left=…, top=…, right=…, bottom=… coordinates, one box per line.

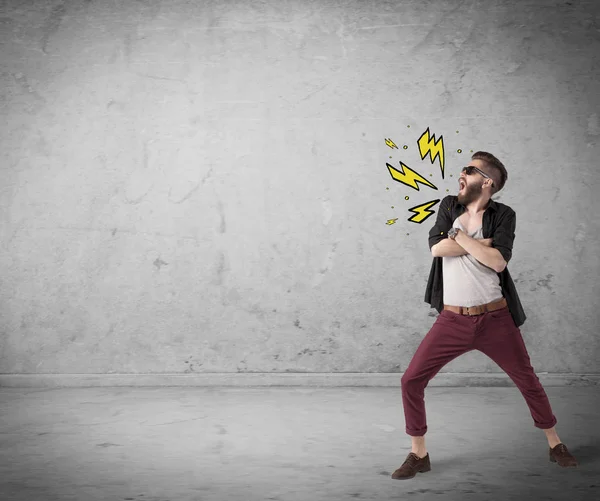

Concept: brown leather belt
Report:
left=443, top=297, right=507, bottom=316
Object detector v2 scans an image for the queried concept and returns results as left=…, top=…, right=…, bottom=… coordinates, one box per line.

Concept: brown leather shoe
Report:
left=549, top=443, right=578, bottom=467
left=391, top=452, right=431, bottom=480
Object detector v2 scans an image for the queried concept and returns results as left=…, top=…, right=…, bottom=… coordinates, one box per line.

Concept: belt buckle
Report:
left=464, top=306, right=471, bottom=316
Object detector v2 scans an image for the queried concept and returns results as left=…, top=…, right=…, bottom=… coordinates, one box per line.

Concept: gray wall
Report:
left=1, top=0, right=599, bottom=377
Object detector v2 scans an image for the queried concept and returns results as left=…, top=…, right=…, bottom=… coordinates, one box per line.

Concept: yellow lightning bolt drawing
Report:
left=417, top=128, right=445, bottom=179
left=387, top=162, right=438, bottom=191
left=385, top=138, right=398, bottom=149
left=386, top=218, right=398, bottom=225
left=407, top=199, right=440, bottom=224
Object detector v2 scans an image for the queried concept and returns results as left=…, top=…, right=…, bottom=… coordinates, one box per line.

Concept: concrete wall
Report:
left=1, top=0, right=599, bottom=379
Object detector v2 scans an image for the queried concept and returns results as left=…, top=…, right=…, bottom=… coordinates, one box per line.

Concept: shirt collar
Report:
left=487, top=198, right=498, bottom=211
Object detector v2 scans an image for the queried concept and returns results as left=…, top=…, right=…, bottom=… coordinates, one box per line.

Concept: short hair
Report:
left=471, top=151, right=508, bottom=195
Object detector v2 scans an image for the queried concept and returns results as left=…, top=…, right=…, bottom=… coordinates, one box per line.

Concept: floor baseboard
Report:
left=0, top=372, right=598, bottom=388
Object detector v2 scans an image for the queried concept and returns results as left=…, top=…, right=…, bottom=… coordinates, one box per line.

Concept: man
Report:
left=391, top=151, right=578, bottom=480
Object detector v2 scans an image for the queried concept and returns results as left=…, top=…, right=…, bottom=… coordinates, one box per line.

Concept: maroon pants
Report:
left=401, top=305, right=557, bottom=436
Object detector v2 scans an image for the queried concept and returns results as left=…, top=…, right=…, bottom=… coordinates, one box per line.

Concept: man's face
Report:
left=458, top=159, right=489, bottom=205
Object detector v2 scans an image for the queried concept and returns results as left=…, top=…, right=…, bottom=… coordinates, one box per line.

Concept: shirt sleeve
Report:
left=428, top=195, right=454, bottom=251
left=492, top=208, right=516, bottom=264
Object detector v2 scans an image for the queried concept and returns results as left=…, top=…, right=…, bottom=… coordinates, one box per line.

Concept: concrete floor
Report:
left=0, top=386, right=598, bottom=501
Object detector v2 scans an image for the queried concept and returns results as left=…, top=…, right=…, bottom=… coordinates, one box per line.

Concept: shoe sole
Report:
left=549, top=457, right=578, bottom=467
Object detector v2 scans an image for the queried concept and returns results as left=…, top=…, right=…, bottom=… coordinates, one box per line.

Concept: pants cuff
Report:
left=406, top=426, right=428, bottom=436
left=534, top=416, right=558, bottom=430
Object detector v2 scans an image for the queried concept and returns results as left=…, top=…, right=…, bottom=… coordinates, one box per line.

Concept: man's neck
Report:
left=464, top=198, right=490, bottom=215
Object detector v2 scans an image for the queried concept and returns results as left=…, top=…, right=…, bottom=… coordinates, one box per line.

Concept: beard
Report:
left=457, top=182, right=483, bottom=206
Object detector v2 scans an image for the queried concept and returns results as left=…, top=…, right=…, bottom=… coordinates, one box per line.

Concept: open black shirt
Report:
left=424, top=195, right=526, bottom=327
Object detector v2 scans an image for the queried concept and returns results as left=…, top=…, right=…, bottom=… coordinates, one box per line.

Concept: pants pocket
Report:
left=439, top=310, right=457, bottom=321
left=489, top=307, right=516, bottom=328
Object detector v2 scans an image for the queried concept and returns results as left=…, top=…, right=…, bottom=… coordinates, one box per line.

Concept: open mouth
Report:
left=459, top=180, right=466, bottom=191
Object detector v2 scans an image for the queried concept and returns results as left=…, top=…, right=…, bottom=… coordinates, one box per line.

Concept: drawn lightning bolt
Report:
left=417, top=128, right=445, bottom=179
left=385, top=138, right=399, bottom=149
left=407, top=199, right=440, bottom=224
left=387, top=162, right=438, bottom=191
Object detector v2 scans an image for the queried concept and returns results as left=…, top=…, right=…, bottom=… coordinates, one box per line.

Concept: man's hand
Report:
left=455, top=232, right=506, bottom=273
left=431, top=236, right=493, bottom=257
left=449, top=230, right=492, bottom=247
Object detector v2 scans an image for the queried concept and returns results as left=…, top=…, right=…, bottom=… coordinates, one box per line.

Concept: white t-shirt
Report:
left=442, top=217, right=503, bottom=307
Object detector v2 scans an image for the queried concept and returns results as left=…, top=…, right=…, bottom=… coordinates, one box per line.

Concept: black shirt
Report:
left=424, top=195, right=526, bottom=327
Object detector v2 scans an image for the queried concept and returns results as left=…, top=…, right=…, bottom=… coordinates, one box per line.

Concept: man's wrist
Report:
left=454, top=229, right=467, bottom=244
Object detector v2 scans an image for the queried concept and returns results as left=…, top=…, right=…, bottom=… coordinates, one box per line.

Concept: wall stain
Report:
left=515, top=271, right=555, bottom=293
left=106, top=99, right=126, bottom=111
left=588, top=112, right=599, bottom=136
left=40, top=2, right=67, bottom=54
left=11, top=72, right=45, bottom=102
left=214, top=251, right=226, bottom=285
left=153, top=257, right=168, bottom=270
left=326, top=337, right=339, bottom=349
left=406, top=489, right=450, bottom=495
left=297, top=348, right=327, bottom=357
left=168, top=181, right=201, bottom=204
left=573, top=222, right=586, bottom=263
left=184, top=355, right=201, bottom=372
left=136, top=72, right=184, bottom=82
left=217, top=197, right=226, bottom=233
left=533, top=273, right=554, bottom=291
left=105, top=323, right=116, bottom=338
left=124, top=186, right=152, bottom=205
left=320, top=241, right=338, bottom=274
left=236, top=358, right=247, bottom=372
left=312, top=240, right=339, bottom=286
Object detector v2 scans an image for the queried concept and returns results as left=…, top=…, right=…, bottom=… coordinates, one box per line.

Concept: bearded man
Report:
left=391, top=152, right=578, bottom=480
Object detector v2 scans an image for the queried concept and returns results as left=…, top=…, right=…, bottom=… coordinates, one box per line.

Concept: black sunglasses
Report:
left=462, top=166, right=494, bottom=187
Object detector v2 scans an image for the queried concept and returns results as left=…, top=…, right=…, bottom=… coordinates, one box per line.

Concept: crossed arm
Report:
left=431, top=232, right=507, bottom=273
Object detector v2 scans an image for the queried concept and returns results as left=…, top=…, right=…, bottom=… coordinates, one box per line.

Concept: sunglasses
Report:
left=461, top=166, right=494, bottom=187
